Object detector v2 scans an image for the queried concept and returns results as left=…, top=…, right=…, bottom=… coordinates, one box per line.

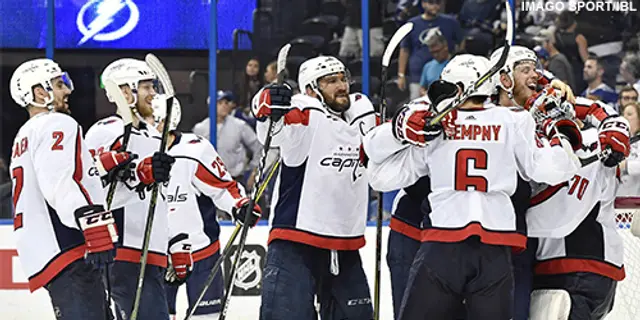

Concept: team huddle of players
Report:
left=8, top=44, right=631, bottom=320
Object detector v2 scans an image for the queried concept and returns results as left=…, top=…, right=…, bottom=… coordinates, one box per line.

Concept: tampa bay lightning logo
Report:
left=76, top=0, right=140, bottom=46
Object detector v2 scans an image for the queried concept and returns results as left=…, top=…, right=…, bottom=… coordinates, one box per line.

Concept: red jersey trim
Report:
left=268, top=228, right=365, bottom=250
left=535, top=258, right=625, bottom=281
left=28, top=245, right=86, bottom=292
left=195, top=164, right=242, bottom=199
left=421, top=222, right=527, bottom=250
left=530, top=182, right=568, bottom=207
left=390, top=216, right=422, bottom=241
left=116, top=247, right=167, bottom=268
left=192, top=240, right=220, bottom=262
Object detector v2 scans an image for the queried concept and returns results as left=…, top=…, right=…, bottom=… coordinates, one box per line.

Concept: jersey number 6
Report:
left=455, top=149, right=488, bottom=192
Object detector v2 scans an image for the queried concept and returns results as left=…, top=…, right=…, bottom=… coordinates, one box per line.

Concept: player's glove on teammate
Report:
left=137, top=152, right=175, bottom=185
left=253, top=83, right=294, bottom=121
left=95, top=150, right=137, bottom=183
left=391, top=105, right=442, bottom=146
left=540, top=118, right=583, bottom=151
left=232, top=198, right=262, bottom=227
left=74, top=205, right=118, bottom=267
left=165, top=233, right=193, bottom=286
left=598, top=116, right=631, bottom=167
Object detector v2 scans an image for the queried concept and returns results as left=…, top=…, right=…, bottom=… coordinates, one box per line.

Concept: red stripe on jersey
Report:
left=195, top=164, right=242, bottom=198
left=575, top=101, right=610, bottom=124
left=421, top=222, right=527, bottom=250
left=284, top=109, right=311, bottom=126
left=530, top=182, right=568, bottom=206
left=535, top=258, right=625, bottom=281
left=73, top=130, right=94, bottom=205
left=390, top=216, right=422, bottom=241
left=28, top=245, right=86, bottom=292
left=116, top=248, right=167, bottom=268
left=268, top=228, right=366, bottom=250
left=13, top=213, right=23, bottom=231
left=192, top=240, right=220, bottom=262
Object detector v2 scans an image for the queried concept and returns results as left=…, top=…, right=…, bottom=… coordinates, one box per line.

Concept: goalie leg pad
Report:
left=529, top=289, right=571, bottom=320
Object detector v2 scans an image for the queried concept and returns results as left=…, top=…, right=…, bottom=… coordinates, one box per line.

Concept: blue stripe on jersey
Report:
left=394, top=196, right=425, bottom=229
left=196, top=194, right=220, bottom=242
left=47, top=204, right=84, bottom=251
left=272, top=160, right=307, bottom=228
left=112, top=207, right=125, bottom=247
left=512, top=175, right=532, bottom=237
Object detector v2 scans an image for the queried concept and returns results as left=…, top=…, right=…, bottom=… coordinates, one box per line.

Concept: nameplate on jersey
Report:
left=444, top=123, right=502, bottom=142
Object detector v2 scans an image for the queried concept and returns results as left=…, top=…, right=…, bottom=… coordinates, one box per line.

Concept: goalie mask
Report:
left=10, top=58, right=74, bottom=110
left=152, top=94, right=182, bottom=131
left=298, top=56, right=352, bottom=113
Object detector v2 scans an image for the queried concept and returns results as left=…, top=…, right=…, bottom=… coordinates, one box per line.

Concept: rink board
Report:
left=0, top=223, right=393, bottom=319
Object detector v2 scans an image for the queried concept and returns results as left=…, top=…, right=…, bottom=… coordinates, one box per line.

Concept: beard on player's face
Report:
left=318, top=73, right=351, bottom=113
left=512, top=62, right=538, bottom=105
left=51, top=77, right=72, bottom=114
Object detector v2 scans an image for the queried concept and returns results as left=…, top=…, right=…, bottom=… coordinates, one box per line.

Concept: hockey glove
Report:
left=95, top=151, right=137, bottom=182
left=137, top=152, right=175, bottom=185
left=232, top=198, right=262, bottom=227
left=165, top=233, right=193, bottom=286
left=391, top=105, right=442, bottom=146
left=74, top=205, right=118, bottom=267
left=252, top=83, right=294, bottom=121
left=541, top=118, right=583, bottom=151
left=598, top=116, right=631, bottom=167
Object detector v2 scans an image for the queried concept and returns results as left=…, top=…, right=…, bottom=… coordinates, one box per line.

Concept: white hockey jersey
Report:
left=165, top=132, right=246, bottom=261
left=254, top=92, right=376, bottom=250
left=364, top=104, right=581, bottom=249
left=85, top=116, right=169, bottom=267
left=532, top=128, right=625, bottom=281
left=10, top=112, right=105, bottom=291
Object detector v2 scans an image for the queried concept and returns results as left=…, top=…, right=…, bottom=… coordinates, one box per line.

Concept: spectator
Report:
left=419, top=29, right=451, bottom=96
left=264, top=61, right=278, bottom=84
left=192, top=92, right=262, bottom=188
left=0, top=158, right=11, bottom=219
left=339, top=0, right=385, bottom=59
left=534, top=26, right=575, bottom=90
left=553, top=10, right=589, bottom=92
left=398, top=0, right=463, bottom=99
left=581, top=55, right=617, bottom=105
left=620, top=53, right=640, bottom=94
left=617, top=86, right=639, bottom=112
left=617, top=101, right=640, bottom=196
left=234, top=58, right=263, bottom=112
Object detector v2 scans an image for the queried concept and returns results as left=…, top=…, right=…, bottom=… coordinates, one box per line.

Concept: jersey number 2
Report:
left=211, top=156, right=227, bottom=178
left=51, top=131, right=64, bottom=150
left=455, top=149, right=488, bottom=192
left=11, top=167, right=24, bottom=230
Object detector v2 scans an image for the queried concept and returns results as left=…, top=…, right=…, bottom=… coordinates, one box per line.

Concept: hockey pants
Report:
left=398, top=236, right=514, bottom=320
left=512, top=238, right=538, bottom=320
left=533, top=272, right=616, bottom=320
left=165, top=252, right=223, bottom=316
left=260, top=240, right=373, bottom=320
left=109, top=260, right=170, bottom=320
left=45, top=259, right=112, bottom=320
left=386, top=229, right=420, bottom=319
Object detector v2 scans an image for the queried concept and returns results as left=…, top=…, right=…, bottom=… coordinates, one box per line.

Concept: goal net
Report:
left=607, top=197, right=640, bottom=320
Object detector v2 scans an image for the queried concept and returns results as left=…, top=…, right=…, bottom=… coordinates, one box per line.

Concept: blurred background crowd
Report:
left=2, top=0, right=640, bottom=220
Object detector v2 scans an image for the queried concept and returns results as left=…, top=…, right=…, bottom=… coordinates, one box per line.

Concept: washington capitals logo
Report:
left=76, top=0, right=140, bottom=46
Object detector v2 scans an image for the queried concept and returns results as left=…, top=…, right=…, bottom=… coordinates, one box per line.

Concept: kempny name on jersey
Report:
left=445, top=124, right=502, bottom=141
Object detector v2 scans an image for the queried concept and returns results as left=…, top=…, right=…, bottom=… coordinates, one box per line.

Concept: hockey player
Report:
left=149, top=94, right=261, bottom=319
left=9, top=58, right=117, bottom=319
left=363, top=54, right=583, bottom=319
left=251, top=56, right=377, bottom=319
left=85, top=58, right=176, bottom=320
left=523, top=89, right=629, bottom=319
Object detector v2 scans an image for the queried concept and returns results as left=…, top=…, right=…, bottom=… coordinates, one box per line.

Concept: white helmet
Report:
left=101, top=58, right=156, bottom=104
left=440, top=54, right=494, bottom=98
left=298, top=56, right=349, bottom=101
left=490, top=45, right=537, bottom=93
left=10, top=58, right=74, bottom=109
left=151, top=94, right=181, bottom=131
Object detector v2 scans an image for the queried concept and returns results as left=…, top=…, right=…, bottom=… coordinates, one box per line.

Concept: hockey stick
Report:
left=130, top=53, right=175, bottom=320
left=580, top=134, right=640, bottom=167
left=184, top=156, right=280, bottom=320
left=428, top=0, right=514, bottom=126
left=373, top=21, right=413, bottom=320
left=217, top=43, right=291, bottom=320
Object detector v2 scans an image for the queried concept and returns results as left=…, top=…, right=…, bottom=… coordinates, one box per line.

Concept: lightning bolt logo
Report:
left=76, top=0, right=140, bottom=46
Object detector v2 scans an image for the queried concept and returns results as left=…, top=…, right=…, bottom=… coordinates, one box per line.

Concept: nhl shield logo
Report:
left=224, top=244, right=266, bottom=296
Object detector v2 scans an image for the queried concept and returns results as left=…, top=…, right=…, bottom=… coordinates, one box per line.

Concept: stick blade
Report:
left=505, top=0, right=514, bottom=46
left=276, top=44, right=291, bottom=84
left=382, top=22, right=413, bottom=67
left=103, top=78, right=134, bottom=125
left=145, top=53, right=175, bottom=97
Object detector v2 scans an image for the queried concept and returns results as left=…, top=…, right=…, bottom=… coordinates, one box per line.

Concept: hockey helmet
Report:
left=490, top=45, right=538, bottom=93
left=151, top=94, right=182, bottom=131
left=439, top=54, right=494, bottom=99
left=298, top=56, right=349, bottom=102
left=101, top=58, right=156, bottom=104
left=10, top=58, right=74, bottom=109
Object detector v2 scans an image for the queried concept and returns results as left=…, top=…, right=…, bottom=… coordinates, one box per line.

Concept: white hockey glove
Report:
left=391, top=104, right=442, bottom=146
left=526, top=86, right=576, bottom=125
left=252, top=84, right=294, bottom=121
left=165, top=233, right=193, bottom=286
left=74, top=205, right=118, bottom=267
